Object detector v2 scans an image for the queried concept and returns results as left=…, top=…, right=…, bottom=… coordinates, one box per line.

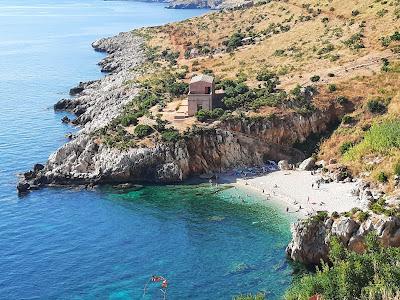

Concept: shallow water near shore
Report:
left=0, top=1, right=295, bottom=299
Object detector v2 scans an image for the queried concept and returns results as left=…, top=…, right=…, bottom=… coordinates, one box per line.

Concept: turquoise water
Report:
left=0, top=1, right=294, bottom=299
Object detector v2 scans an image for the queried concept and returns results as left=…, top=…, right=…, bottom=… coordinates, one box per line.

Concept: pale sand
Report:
left=221, top=170, right=361, bottom=217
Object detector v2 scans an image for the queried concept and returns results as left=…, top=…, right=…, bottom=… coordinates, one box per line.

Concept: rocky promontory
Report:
left=286, top=212, right=400, bottom=265
left=17, top=23, right=353, bottom=194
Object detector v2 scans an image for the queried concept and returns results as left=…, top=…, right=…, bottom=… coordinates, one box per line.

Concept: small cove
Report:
left=0, top=1, right=296, bottom=299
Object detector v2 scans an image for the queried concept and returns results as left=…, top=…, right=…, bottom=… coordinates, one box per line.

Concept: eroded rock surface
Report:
left=286, top=214, right=400, bottom=265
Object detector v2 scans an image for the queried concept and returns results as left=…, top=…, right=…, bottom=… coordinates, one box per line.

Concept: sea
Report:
left=0, top=1, right=295, bottom=299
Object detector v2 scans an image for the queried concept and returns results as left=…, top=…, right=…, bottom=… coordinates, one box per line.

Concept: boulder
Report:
left=33, top=163, right=44, bottom=173
left=286, top=219, right=329, bottom=265
left=69, top=86, right=84, bottom=96
left=278, top=160, right=290, bottom=170
left=331, top=217, right=360, bottom=244
left=61, top=116, right=70, bottom=123
left=298, top=157, right=316, bottom=171
left=17, top=181, right=30, bottom=193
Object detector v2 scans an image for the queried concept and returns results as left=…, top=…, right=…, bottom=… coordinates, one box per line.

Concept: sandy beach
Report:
left=221, top=170, right=361, bottom=217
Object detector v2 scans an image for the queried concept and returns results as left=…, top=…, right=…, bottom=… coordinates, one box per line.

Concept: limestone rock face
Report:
left=331, top=217, right=360, bottom=244
left=287, top=214, right=400, bottom=265
left=286, top=219, right=329, bottom=265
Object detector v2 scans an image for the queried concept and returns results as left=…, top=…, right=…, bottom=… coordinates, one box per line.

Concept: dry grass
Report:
left=135, top=0, right=400, bottom=186
left=141, top=0, right=399, bottom=87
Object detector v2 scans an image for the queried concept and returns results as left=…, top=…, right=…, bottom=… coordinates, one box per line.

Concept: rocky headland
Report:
left=17, top=9, right=400, bottom=271
left=286, top=212, right=400, bottom=265
left=17, top=28, right=350, bottom=193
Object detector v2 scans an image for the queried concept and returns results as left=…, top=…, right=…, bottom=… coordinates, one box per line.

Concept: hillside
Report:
left=134, top=0, right=400, bottom=190
left=20, top=0, right=400, bottom=194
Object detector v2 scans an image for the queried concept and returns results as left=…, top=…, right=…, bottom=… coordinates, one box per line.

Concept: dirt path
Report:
left=280, top=50, right=395, bottom=89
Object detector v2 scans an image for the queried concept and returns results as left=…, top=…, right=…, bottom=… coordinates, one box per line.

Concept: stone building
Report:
left=187, top=74, right=215, bottom=116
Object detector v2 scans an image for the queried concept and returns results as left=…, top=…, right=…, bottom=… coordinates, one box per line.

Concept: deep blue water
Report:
left=0, top=1, right=294, bottom=299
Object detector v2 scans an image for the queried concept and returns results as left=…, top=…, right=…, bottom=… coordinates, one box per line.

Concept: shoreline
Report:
left=219, top=169, right=362, bottom=218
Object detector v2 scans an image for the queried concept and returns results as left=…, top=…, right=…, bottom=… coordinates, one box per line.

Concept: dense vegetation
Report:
left=285, top=234, right=400, bottom=300
left=344, top=119, right=400, bottom=161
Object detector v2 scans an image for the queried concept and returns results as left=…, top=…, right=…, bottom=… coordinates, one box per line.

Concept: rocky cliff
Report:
left=286, top=213, right=400, bottom=265
left=17, top=27, right=345, bottom=193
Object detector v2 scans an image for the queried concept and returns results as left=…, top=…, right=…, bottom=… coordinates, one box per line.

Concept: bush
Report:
left=336, top=96, right=349, bottom=105
left=339, top=141, right=353, bottom=155
left=284, top=234, right=400, bottom=300
left=344, top=32, right=365, bottom=49
left=366, top=99, right=387, bottom=114
left=256, top=69, right=277, bottom=82
left=328, top=84, right=337, bottom=92
left=345, top=119, right=400, bottom=160
left=120, top=113, right=138, bottom=127
left=357, top=211, right=370, bottom=222
left=134, top=124, right=153, bottom=138
left=167, top=81, right=188, bottom=96
left=225, top=32, right=244, bottom=51
left=341, top=115, right=354, bottom=125
left=377, top=171, right=389, bottom=183
left=195, top=108, right=225, bottom=122
left=310, top=75, right=320, bottom=82
left=161, top=129, right=181, bottom=143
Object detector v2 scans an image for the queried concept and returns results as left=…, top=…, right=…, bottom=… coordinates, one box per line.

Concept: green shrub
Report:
left=161, top=129, right=181, bottom=143
left=120, top=113, right=138, bottom=127
left=311, top=211, right=328, bottom=222
left=328, top=84, right=337, bottom=92
left=195, top=108, right=225, bottom=122
left=134, top=124, right=153, bottom=138
left=256, top=69, right=277, bottom=82
left=369, top=198, right=387, bottom=214
left=167, top=81, right=188, bottom=96
left=377, top=171, right=389, bottom=183
left=336, top=96, right=349, bottom=105
left=224, top=32, right=245, bottom=51
left=345, top=119, right=400, bottom=160
left=341, top=115, right=354, bottom=125
left=339, top=141, right=353, bottom=155
left=344, top=33, right=365, bottom=49
left=310, top=75, right=320, bottom=82
left=357, top=211, right=370, bottom=222
left=366, top=99, right=387, bottom=114
left=317, top=43, right=335, bottom=55
left=284, top=234, right=400, bottom=300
